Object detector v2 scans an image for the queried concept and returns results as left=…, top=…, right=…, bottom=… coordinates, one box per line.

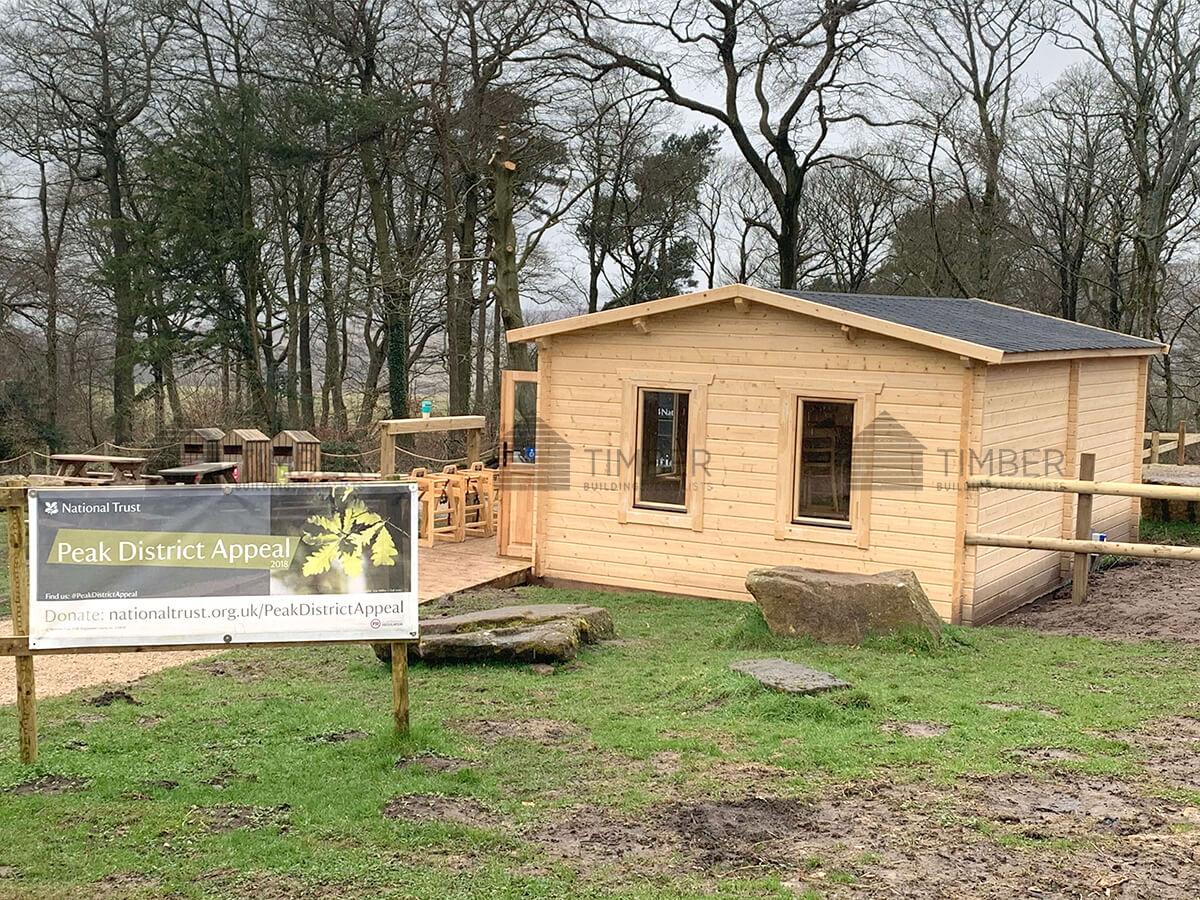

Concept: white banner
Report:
left=28, top=482, right=418, bottom=650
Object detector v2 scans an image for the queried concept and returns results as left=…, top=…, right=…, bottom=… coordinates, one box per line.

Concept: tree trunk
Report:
left=361, top=138, right=408, bottom=418
left=101, top=125, right=137, bottom=443
left=490, top=148, right=531, bottom=370
left=473, top=235, right=493, bottom=415
left=37, top=161, right=60, bottom=444
left=316, top=159, right=346, bottom=430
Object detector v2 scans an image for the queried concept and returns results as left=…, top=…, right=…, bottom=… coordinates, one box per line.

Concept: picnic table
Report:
left=157, top=461, right=238, bottom=485
left=51, top=453, right=148, bottom=483
left=286, top=471, right=383, bottom=483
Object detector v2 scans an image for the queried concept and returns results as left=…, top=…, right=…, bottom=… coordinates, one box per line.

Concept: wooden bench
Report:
left=51, top=453, right=148, bottom=483
left=157, top=462, right=239, bottom=485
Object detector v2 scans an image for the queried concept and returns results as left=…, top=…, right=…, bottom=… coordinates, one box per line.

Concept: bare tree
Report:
left=1054, top=0, right=1200, bottom=338
left=1, top=0, right=174, bottom=441
left=902, top=0, right=1054, bottom=298
left=558, top=0, right=885, bottom=289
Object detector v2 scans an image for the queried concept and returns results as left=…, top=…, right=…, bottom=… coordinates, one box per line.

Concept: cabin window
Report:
left=793, top=399, right=855, bottom=526
left=636, top=389, right=690, bottom=511
left=774, top=377, right=882, bottom=549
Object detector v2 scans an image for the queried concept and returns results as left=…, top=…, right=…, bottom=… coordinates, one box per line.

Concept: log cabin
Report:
left=503, top=284, right=1167, bottom=624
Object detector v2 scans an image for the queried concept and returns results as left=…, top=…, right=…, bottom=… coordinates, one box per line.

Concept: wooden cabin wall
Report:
left=967, top=355, right=1144, bottom=624
left=969, top=361, right=1071, bottom=623
left=533, top=298, right=968, bottom=621
left=1074, top=356, right=1143, bottom=542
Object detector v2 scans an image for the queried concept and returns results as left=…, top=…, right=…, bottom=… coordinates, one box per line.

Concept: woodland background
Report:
left=0, top=0, right=1197, bottom=459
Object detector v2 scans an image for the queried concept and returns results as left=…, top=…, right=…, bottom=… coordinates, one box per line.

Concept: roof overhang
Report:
left=507, top=284, right=1168, bottom=364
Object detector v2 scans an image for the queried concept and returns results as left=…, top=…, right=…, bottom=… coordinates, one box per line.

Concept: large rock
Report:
left=374, top=604, right=614, bottom=665
left=745, top=567, right=942, bottom=645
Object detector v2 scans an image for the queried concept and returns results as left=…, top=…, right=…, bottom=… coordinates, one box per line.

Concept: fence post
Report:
left=1178, top=421, right=1187, bottom=466
left=1150, top=431, right=1161, bottom=464
left=1071, top=453, right=1096, bottom=605
left=6, top=495, right=37, bottom=763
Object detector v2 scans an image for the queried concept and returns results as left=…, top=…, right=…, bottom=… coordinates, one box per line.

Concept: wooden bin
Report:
left=221, top=428, right=272, bottom=483
left=181, top=428, right=225, bottom=465
left=272, top=430, right=321, bottom=476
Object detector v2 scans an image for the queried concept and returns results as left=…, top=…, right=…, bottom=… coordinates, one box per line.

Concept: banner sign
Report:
left=27, top=483, right=418, bottom=650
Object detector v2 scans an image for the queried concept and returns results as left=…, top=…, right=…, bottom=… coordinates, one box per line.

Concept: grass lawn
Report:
left=0, top=587, right=1198, bottom=898
left=1140, top=516, right=1200, bottom=546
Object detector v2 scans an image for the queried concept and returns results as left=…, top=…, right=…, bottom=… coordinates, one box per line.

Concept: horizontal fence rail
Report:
left=965, top=533, right=1200, bottom=562
left=966, top=475, right=1200, bottom=502
left=965, top=451, right=1200, bottom=605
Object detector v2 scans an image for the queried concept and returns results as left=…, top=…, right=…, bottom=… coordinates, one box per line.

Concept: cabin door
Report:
left=498, top=370, right=539, bottom=558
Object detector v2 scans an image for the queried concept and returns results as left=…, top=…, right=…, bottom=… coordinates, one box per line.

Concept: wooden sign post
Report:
left=4, top=488, right=36, bottom=763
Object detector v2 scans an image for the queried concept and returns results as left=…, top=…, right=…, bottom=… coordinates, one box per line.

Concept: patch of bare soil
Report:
left=531, top=774, right=1200, bottom=896
left=453, top=717, right=581, bottom=745
left=962, top=775, right=1178, bottom=838
left=530, top=805, right=682, bottom=871
left=381, top=794, right=497, bottom=828
left=198, top=868, right=366, bottom=899
left=87, top=688, right=139, bottom=707
left=999, top=559, right=1200, bottom=642
left=396, top=752, right=471, bottom=774
left=198, top=804, right=290, bottom=833
left=307, top=729, right=367, bottom=744
left=1119, top=715, right=1200, bottom=791
left=91, top=871, right=160, bottom=893
left=881, top=720, right=948, bottom=738
left=195, top=657, right=270, bottom=683
left=5, top=774, right=88, bottom=796
left=1007, top=746, right=1084, bottom=765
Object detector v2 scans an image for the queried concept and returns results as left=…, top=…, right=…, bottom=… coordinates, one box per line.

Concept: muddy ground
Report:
left=999, top=559, right=1200, bottom=642
left=376, top=715, right=1200, bottom=897
left=375, top=713, right=1200, bottom=898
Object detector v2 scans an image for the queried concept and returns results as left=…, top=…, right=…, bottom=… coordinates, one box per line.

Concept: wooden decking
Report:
left=418, top=537, right=532, bottom=603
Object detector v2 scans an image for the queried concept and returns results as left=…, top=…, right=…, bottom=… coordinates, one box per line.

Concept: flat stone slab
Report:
left=730, top=659, right=851, bottom=695
left=374, top=604, right=615, bottom=665
left=417, top=620, right=582, bottom=664
left=421, top=604, right=615, bottom=642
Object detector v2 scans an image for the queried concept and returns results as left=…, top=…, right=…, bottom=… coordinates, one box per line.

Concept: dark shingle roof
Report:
left=779, top=290, right=1162, bottom=354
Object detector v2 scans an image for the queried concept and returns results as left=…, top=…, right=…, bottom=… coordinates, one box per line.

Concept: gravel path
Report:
left=0, top=617, right=214, bottom=706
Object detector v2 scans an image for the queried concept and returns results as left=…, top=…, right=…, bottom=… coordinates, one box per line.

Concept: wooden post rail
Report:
left=965, top=533, right=1200, bottom=562
left=378, top=415, right=486, bottom=477
left=966, top=475, right=1200, bottom=502
left=966, top=455, right=1200, bottom=604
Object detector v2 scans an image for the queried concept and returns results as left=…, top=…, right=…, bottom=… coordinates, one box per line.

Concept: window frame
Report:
left=774, top=378, right=883, bottom=549
left=619, top=369, right=713, bottom=531
left=633, top=388, right=691, bottom=513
